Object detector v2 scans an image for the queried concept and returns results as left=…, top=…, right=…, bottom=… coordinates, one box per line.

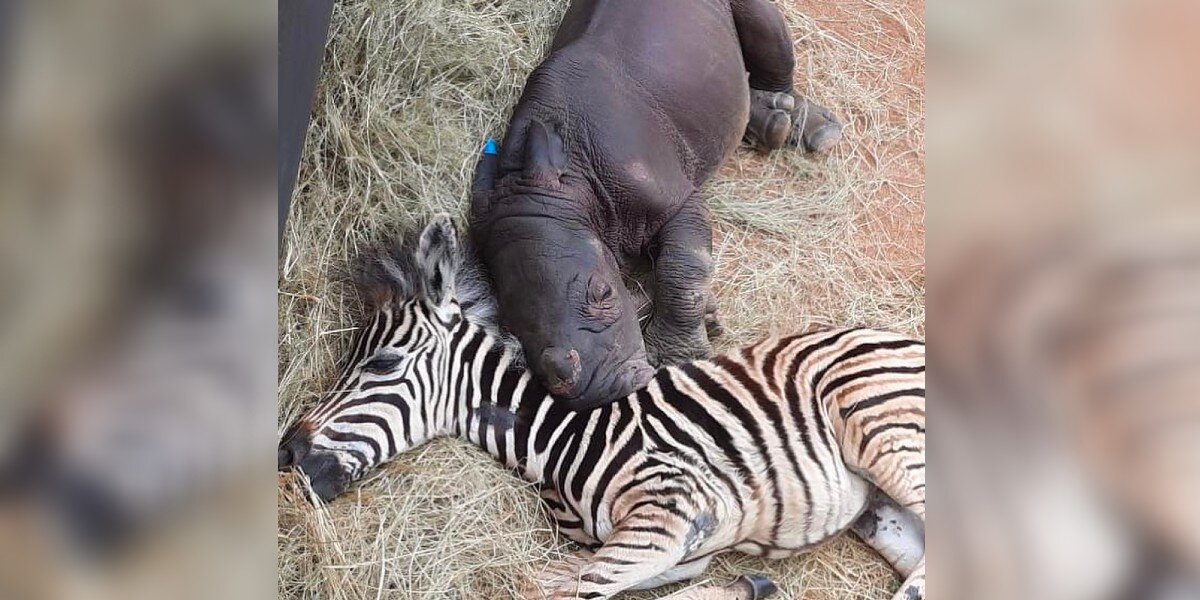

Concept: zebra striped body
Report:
left=279, top=217, right=925, bottom=600
left=454, top=327, right=923, bottom=558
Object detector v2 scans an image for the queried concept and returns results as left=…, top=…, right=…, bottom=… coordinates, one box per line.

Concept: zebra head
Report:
left=278, top=214, right=484, bottom=501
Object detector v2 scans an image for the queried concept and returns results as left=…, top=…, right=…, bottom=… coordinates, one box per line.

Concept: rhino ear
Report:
left=523, top=121, right=567, bottom=183
left=417, top=214, right=460, bottom=306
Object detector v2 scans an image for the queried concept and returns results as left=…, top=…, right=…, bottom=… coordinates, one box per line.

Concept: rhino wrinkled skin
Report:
left=470, top=0, right=841, bottom=409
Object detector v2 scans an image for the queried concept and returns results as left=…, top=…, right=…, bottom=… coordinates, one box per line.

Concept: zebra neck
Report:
left=454, top=327, right=558, bottom=483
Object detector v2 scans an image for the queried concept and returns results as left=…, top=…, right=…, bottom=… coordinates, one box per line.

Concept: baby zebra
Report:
left=278, top=216, right=925, bottom=600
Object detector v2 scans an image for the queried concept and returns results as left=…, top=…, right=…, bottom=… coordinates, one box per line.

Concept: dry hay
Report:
left=278, top=0, right=924, bottom=598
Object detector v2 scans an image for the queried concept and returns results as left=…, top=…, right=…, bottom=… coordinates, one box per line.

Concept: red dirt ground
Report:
left=793, top=0, right=923, bottom=274
left=793, top=0, right=923, bottom=269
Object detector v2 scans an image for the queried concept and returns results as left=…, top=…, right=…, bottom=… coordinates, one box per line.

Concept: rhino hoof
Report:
left=802, top=120, right=843, bottom=154
left=761, top=110, right=792, bottom=151
left=705, top=315, right=725, bottom=340
left=791, top=100, right=844, bottom=153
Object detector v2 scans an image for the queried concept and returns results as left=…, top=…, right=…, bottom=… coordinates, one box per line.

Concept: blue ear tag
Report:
left=483, top=138, right=499, bottom=156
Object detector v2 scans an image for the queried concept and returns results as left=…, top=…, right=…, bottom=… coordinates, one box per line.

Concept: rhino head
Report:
left=469, top=122, right=655, bottom=409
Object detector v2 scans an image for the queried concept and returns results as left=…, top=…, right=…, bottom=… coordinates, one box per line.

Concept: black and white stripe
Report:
left=280, top=217, right=925, bottom=600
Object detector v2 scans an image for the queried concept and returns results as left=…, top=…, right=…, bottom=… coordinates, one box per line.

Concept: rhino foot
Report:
left=788, top=97, right=843, bottom=153
left=704, top=291, right=725, bottom=340
left=745, top=89, right=795, bottom=151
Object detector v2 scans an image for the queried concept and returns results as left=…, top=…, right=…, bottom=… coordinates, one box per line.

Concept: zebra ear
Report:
left=417, top=213, right=460, bottom=306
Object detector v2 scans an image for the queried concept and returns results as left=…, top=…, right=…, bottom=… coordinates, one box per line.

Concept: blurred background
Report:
left=0, top=0, right=1196, bottom=598
left=0, top=1, right=276, bottom=599
left=929, top=0, right=1200, bottom=597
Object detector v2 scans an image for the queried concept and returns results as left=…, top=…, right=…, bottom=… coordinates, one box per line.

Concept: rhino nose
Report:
left=540, top=347, right=581, bottom=395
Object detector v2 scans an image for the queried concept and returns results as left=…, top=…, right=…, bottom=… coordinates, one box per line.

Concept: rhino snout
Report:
left=540, top=347, right=581, bottom=395
left=622, top=361, right=655, bottom=392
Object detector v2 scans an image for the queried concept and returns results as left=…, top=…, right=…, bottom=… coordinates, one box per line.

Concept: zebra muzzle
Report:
left=278, top=433, right=311, bottom=470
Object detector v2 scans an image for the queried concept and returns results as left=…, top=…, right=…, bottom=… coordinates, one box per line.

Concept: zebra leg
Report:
left=520, top=551, right=589, bottom=600
left=826, top=348, right=926, bottom=599
left=522, top=496, right=718, bottom=599
left=523, top=526, right=687, bottom=598
left=657, top=574, right=779, bottom=599
left=627, top=556, right=712, bottom=590
left=848, top=429, right=926, bottom=600
left=852, top=486, right=925, bottom=600
left=844, top=453, right=926, bottom=600
left=524, top=552, right=780, bottom=600
left=852, top=485, right=925, bottom=600
left=540, top=487, right=599, bottom=548
left=851, top=488, right=924, bottom=577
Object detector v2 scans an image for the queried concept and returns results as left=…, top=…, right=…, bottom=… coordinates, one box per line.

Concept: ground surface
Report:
left=278, top=0, right=924, bottom=598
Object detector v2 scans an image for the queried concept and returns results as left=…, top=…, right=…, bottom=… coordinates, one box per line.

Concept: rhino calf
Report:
left=471, top=0, right=842, bottom=409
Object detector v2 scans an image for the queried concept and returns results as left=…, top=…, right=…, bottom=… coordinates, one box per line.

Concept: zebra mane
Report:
left=355, top=229, right=526, bottom=368
left=452, top=239, right=526, bottom=368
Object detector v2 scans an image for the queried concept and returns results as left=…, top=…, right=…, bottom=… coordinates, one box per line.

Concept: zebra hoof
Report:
left=731, top=574, right=778, bottom=599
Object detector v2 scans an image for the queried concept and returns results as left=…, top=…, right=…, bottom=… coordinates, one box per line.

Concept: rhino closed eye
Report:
left=363, top=356, right=402, bottom=374
left=581, top=279, right=621, bottom=328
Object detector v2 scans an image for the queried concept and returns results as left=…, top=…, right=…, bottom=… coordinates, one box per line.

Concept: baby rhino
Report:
left=470, top=0, right=843, bottom=410
left=279, top=217, right=925, bottom=600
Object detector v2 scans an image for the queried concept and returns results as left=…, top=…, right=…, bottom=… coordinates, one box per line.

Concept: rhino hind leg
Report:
left=745, top=91, right=844, bottom=153
left=732, top=0, right=843, bottom=153
left=731, top=0, right=795, bottom=93
left=732, top=0, right=796, bottom=153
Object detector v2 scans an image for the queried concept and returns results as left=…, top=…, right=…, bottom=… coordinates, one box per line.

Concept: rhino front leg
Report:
left=644, top=198, right=714, bottom=367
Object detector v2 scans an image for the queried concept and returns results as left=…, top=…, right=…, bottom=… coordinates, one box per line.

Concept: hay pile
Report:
left=278, top=0, right=924, bottom=598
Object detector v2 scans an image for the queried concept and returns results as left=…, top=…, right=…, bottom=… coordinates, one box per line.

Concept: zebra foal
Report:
left=279, top=216, right=926, bottom=600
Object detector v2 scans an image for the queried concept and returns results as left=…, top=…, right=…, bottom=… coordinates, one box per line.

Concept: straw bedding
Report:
left=278, top=0, right=924, bottom=597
